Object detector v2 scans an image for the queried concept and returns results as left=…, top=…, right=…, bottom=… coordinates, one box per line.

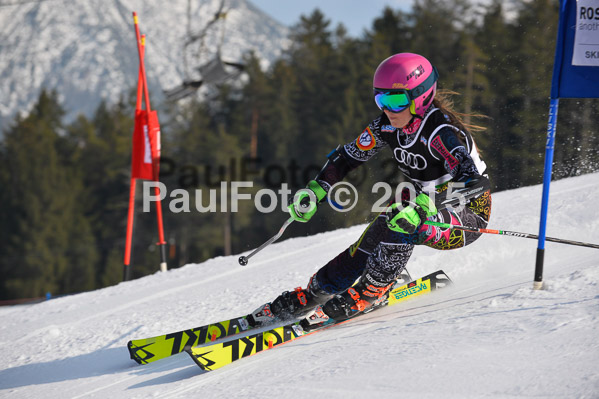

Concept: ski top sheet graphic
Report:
left=387, top=269, right=451, bottom=306
left=187, top=270, right=451, bottom=371
left=187, top=324, right=304, bottom=371
left=127, top=315, right=253, bottom=364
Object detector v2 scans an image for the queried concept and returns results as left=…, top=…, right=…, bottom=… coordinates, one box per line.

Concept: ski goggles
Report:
left=374, top=90, right=411, bottom=113
left=374, top=66, right=439, bottom=113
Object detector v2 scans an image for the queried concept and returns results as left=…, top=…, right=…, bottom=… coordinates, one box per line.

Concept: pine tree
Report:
left=473, top=0, right=516, bottom=190
left=508, top=0, right=559, bottom=187
left=0, top=90, right=96, bottom=299
left=64, top=98, right=135, bottom=285
left=553, top=99, right=599, bottom=177
left=288, top=10, right=338, bottom=159
left=408, top=0, right=472, bottom=71
left=258, top=59, right=300, bottom=164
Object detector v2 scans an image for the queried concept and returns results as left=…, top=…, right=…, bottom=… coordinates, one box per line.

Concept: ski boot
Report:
left=322, top=273, right=394, bottom=321
left=248, top=274, right=332, bottom=327
left=366, top=269, right=411, bottom=312
left=270, top=273, right=333, bottom=319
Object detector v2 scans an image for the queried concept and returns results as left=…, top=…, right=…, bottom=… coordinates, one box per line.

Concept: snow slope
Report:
left=1, top=174, right=598, bottom=398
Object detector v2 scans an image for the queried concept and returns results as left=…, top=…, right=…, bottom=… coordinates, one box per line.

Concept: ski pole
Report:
left=239, top=218, right=294, bottom=266
left=424, top=221, right=599, bottom=249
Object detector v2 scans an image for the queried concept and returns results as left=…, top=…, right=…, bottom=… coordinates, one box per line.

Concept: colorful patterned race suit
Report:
left=312, top=107, right=492, bottom=292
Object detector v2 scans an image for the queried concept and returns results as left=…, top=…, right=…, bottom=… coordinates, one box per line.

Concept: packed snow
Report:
left=1, top=173, right=598, bottom=398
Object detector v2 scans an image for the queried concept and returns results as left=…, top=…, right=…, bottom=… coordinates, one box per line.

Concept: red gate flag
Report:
left=124, top=12, right=168, bottom=281
left=147, top=109, right=161, bottom=180
left=131, top=109, right=158, bottom=180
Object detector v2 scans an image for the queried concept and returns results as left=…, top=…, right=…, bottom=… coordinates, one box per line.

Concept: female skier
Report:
left=252, top=53, right=491, bottom=323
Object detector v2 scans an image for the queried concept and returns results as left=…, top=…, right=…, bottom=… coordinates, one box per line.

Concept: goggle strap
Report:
left=374, top=66, right=439, bottom=99
left=410, top=66, right=439, bottom=98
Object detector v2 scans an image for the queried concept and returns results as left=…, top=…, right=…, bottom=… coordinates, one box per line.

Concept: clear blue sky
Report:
left=249, top=0, right=413, bottom=38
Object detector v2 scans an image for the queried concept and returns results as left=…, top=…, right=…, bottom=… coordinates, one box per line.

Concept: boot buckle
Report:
left=294, top=287, right=307, bottom=306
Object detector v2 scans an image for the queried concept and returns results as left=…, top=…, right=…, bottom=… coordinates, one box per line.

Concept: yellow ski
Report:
left=127, top=315, right=254, bottom=364
left=187, top=270, right=451, bottom=371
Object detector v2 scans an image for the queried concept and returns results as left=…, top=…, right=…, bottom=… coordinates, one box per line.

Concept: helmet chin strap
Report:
left=402, top=107, right=429, bottom=134
left=401, top=114, right=420, bottom=134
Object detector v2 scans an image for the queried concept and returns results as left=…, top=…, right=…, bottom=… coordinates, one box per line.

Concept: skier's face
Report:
left=384, top=107, right=413, bottom=128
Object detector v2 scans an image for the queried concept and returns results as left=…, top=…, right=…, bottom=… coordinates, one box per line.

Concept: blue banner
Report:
left=535, top=0, right=598, bottom=288
left=551, top=0, right=599, bottom=98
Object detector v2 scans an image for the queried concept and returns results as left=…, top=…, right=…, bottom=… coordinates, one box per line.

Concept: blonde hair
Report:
left=432, top=90, right=487, bottom=134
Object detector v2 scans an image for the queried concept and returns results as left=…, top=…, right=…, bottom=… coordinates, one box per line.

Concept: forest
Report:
left=1, top=0, right=597, bottom=300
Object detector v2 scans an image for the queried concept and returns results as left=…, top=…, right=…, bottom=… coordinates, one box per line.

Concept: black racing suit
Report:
left=310, top=107, right=492, bottom=293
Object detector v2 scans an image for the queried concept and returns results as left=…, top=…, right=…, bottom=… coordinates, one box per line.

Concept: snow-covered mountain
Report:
left=0, top=173, right=598, bottom=397
left=0, top=0, right=289, bottom=129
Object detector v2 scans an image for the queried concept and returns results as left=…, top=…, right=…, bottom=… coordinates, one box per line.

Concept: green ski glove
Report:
left=288, top=180, right=328, bottom=223
left=386, top=193, right=438, bottom=234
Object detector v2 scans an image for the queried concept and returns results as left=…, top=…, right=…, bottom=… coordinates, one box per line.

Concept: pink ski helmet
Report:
left=373, top=53, right=439, bottom=117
